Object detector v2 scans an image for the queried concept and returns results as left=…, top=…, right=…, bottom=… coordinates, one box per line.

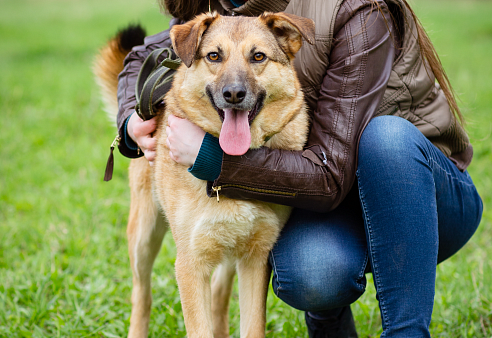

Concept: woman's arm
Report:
left=210, top=1, right=397, bottom=212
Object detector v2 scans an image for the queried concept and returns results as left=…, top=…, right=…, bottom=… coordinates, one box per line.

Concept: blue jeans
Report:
left=269, top=116, right=483, bottom=337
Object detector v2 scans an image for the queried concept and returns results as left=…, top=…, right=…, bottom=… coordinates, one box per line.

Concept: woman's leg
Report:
left=357, top=116, right=483, bottom=337
left=270, top=116, right=482, bottom=336
left=270, top=186, right=368, bottom=337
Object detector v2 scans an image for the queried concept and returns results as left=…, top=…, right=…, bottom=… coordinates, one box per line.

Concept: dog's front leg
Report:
left=175, top=253, right=215, bottom=338
left=211, top=259, right=236, bottom=338
left=237, top=256, right=271, bottom=338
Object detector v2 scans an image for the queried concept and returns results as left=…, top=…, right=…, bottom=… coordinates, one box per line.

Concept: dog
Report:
left=95, top=11, right=314, bottom=338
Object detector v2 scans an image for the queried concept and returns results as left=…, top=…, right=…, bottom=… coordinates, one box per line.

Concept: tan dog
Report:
left=95, top=12, right=314, bottom=338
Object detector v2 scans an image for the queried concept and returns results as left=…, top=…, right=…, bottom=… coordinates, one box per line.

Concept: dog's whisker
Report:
left=193, top=93, right=207, bottom=107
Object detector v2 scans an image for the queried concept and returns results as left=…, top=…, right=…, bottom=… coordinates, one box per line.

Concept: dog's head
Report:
left=170, top=12, right=315, bottom=155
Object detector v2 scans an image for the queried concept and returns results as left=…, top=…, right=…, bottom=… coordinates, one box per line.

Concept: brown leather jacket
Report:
left=117, top=0, right=472, bottom=212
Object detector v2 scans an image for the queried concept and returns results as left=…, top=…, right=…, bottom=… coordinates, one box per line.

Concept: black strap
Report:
left=135, top=47, right=181, bottom=120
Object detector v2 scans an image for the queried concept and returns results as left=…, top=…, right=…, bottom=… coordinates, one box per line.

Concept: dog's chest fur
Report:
left=153, top=132, right=292, bottom=259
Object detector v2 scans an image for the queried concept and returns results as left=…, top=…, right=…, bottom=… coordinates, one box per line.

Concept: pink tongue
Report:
left=219, top=108, right=251, bottom=156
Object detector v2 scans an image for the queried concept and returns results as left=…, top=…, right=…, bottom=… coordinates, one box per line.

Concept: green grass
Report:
left=0, top=0, right=491, bottom=336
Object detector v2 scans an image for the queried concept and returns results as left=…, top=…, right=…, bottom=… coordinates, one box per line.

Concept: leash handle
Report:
left=135, top=47, right=181, bottom=120
left=104, top=49, right=181, bottom=182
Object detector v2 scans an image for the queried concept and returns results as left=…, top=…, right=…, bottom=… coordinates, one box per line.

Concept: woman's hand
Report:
left=127, top=112, right=157, bottom=165
left=166, top=115, right=206, bottom=167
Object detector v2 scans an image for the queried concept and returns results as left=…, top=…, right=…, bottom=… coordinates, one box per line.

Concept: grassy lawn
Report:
left=0, top=0, right=491, bottom=336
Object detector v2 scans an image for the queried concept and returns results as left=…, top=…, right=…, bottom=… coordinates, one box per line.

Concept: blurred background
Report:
left=0, top=0, right=491, bottom=336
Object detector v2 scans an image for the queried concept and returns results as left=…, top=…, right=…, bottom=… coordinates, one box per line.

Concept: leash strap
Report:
left=135, top=47, right=181, bottom=120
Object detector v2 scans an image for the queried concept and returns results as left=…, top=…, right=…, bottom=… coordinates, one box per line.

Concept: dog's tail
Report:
left=94, top=24, right=146, bottom=123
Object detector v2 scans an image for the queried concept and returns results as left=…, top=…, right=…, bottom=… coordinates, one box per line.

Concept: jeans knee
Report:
left=360, top=116, right=416, bottom=153
left=358, top=116, right=426, bottom=171
left=271, top=252, right=367, bottom=312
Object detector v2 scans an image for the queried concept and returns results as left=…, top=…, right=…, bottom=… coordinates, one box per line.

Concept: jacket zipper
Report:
left=211, top=186, right=221, bottom=202
left=211, top=184, right=296, bottom=202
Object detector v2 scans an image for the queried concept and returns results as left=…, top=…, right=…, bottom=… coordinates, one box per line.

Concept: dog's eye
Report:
left=207, top=52, right=221, bottom=62
left=252, top=53, right=266, bottom=62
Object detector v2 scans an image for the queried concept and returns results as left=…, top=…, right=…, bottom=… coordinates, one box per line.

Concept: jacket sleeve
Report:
left=116, top=18, right=182, bottom=158
left=210, top=1, right=397, bottom=212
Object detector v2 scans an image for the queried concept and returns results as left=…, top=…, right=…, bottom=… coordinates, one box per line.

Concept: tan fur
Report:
left=93, top=38, right=128, bottom=124
left=96, top=12, right=314, bottom=338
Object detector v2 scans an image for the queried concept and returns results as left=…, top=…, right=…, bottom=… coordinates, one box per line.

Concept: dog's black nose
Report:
left=223, top=84, right=246, bottom=104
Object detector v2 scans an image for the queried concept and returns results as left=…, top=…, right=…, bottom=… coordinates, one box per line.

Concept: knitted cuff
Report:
left=123, top=114, right=140, bottom=151
left=188, top=133, right=223, bottom=181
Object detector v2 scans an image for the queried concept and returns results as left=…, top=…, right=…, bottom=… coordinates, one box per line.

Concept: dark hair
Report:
left=401, top=0, right=464, bottom=125
left=370, top=0, right=464, bottom=125
left=159, top=0, right=209, bottom=21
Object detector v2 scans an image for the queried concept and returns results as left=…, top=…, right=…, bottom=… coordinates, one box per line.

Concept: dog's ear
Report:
left=170, top=12, right=219, bottom=68
left=259, top=12, right=315, bottom=57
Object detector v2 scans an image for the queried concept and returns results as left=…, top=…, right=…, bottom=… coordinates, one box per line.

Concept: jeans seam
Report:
left=269, top=250, right=281, bottom=297
left=427, top=156, right=475, bottom=187
left=357, top=170, right=391, bottom=330
left=356, top=249, right=369, bottom=291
